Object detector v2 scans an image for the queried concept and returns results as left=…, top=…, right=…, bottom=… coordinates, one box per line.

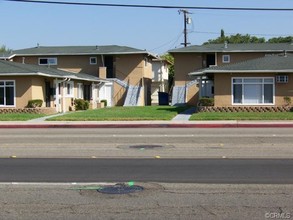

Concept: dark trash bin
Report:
left=158, top=92, right=169, bottom=105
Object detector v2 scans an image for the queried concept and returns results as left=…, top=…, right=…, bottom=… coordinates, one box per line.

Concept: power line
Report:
left=4, top=0, right=293, bottom=11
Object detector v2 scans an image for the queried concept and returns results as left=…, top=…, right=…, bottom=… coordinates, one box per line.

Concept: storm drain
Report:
left=97, top=183, right=144, bottom=194
left=129, top=145, right=164, bottom=150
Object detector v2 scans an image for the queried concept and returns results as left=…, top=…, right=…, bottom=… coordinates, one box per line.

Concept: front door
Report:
left=84, top=85, right=91, bottom=101
left=99, top=82, right=113, bottom=107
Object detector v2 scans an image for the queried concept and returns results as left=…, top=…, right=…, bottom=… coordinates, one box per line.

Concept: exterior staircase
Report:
left=171, top=86, right=186, bottom=106
left=124, top=85, right=141, bottom=106
left=110, top=78, right=128, bottom=88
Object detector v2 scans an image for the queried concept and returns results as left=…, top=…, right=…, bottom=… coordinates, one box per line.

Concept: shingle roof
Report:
left=169, top=43, right=293, bottom=53
left=0, top=60, right=106, bottom=82
left=8, top=45, right=152, bottom=57
left=190, top=54, right=293, bottom=75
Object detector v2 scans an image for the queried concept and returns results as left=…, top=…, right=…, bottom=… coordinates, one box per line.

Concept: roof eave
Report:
left=204, top=69, right=293, bottom=73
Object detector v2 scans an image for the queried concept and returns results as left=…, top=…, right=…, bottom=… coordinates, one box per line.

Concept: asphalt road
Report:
left=1, top=127, right=293, bottom=158
left=1, top=158, right=293, bottom=184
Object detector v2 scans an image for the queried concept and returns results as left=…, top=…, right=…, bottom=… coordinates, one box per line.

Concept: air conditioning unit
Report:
left=276, top=75, right=288, bottom=83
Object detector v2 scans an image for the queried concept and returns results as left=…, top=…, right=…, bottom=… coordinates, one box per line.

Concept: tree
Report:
left=161, top=53, right=174, bottom=92
left=204, top=30, right=293, bottom=45
left=204, top=32, right=265, bottom=44
left=267, top=36, right=293, bottom=43
left=0, top=45, right=11, bottom=53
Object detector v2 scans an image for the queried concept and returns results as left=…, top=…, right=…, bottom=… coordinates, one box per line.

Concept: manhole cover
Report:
left=129, top=145, right=164, bottom=149
left=97, top=183, right=144, bottom=194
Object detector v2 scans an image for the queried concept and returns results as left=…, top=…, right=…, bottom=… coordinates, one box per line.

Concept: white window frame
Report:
left=222, top=55, right=230, bottom=63
left=65, top=81, right=74, bottom=97
left=90, top=57, right=97, bottom=65
left=39, top=57, right=58, bottom=65
left=276, top=75, right=288, bottom=83
left=0, top=80, right=16, bottom=107
left=231, top=77, right=275, bottom=105
left=77, top=83, right=84, bottom=99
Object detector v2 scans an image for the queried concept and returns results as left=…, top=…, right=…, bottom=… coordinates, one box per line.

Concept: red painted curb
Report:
left=1, top=123, right=293, bottom=128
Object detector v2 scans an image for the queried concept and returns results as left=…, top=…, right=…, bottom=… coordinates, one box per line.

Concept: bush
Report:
left=284, top=96, right=291, bottom=106
left=198, top=98, right=214, bottom=106
left=27, top=99, right=43, bottom=108
left=74, top=99, right=89, bottom=111
left=101, top=99, right=107, bottom=107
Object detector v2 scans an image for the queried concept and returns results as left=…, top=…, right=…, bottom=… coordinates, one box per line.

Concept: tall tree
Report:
left=161, top=53, right=174, bottom=92
left=204, top=33, right=265, bottom=44
left=204, top=30, right=292, bottom=44
left=267, top=36, right=293, bottom=43
left=0, top=45, right=11, bottom=53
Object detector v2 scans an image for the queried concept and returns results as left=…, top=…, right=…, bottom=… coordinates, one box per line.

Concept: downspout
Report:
left=62, top=81, right=66, bottom=113
left=101, top=54, right=105, bottom=67
left=55, top=78, right=59, bottom=112
left=215, top=52, right=218, bottom=66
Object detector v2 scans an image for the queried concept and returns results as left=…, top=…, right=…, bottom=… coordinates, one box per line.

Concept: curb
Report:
left=1, top=123, right=293, bottom=128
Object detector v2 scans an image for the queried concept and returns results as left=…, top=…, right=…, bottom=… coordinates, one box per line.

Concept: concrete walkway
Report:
left=171, top=107, right=196, bottom=121
left=28, top=113, right=69, bottom=122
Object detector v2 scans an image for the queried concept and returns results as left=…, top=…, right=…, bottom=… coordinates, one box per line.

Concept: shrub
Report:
left=284, top=96, right=291, bottom=106
left=198, top=98, right=214, bottom=106
left=74, top=99, right=89, bottom=111
left=27, top=99, right=43, bottom=108
left=101, top=99, right=107, bottom=107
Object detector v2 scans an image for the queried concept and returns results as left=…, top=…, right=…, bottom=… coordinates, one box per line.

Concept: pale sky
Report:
left=1, top=0, right=292, bottom=54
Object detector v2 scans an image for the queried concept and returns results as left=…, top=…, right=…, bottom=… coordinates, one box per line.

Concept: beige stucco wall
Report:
left=0, top=76, right=46, bottom=108
left=31, top=77, right=45, bottom=102
left=113, top=82, right=126, bottom=106
left=13, top=56, right=103, bottom=77
left=214, top=73, right=293, bottom=107
left=116, top=54, right=144, bottom=85
left=172, top=53, right=203, bottom=86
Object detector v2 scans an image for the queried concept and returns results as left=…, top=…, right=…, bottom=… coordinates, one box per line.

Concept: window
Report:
left=276, top=75, right=288, bottom=83
left=232, top=77, right=274, bottom=105
left=65, top=81, right=74, bottom=97
left=90, top=57, right=97, bottom=65
left=77, top=83, right=84, bottom=99
left=0, top=80, right=15, bottom=106
left=222, top=55, right=230, bottom=63
left=39, top=58, right=57, bottom=65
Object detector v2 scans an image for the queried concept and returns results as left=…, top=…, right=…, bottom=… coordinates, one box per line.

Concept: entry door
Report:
left=84, top=85, right=91, bottom=101
left=99, top=82, right=113, bottom=107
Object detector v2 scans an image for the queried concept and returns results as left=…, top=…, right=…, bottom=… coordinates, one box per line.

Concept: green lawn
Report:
left=190, top=112, right=293, bottom=120
left=47, top=106, right=190, bottom=121
left=0, top=113, right=46, bottom=121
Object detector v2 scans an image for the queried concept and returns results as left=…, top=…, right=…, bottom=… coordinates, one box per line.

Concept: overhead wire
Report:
left=4, top=0, right=293, bottom=11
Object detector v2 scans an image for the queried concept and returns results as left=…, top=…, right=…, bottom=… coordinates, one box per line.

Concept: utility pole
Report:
left=179, top=9, right=191, bottom=47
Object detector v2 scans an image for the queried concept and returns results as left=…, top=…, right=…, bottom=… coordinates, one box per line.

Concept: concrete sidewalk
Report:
left=0, top=119, right=293, bottom=128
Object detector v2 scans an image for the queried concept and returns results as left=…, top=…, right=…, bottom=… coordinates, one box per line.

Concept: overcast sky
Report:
left=1, top=0, right=292, bottom=54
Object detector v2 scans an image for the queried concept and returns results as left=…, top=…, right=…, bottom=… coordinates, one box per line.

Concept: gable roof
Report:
left=0, top=60, right=107, bottom=82
left=169, top=43, right=293, bottom=53
left=6, top=45, right=155, bottom=58
left=190, top=54, right=293, bottom=75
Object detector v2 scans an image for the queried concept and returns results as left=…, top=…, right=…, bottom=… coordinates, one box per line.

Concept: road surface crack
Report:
left=200, top=205, right=217, bottom=216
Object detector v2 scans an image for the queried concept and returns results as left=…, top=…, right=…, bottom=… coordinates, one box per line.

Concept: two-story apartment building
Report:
left=6, top=45, right=156, bottom=107
left=169, top=43, right=293, bottom=106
